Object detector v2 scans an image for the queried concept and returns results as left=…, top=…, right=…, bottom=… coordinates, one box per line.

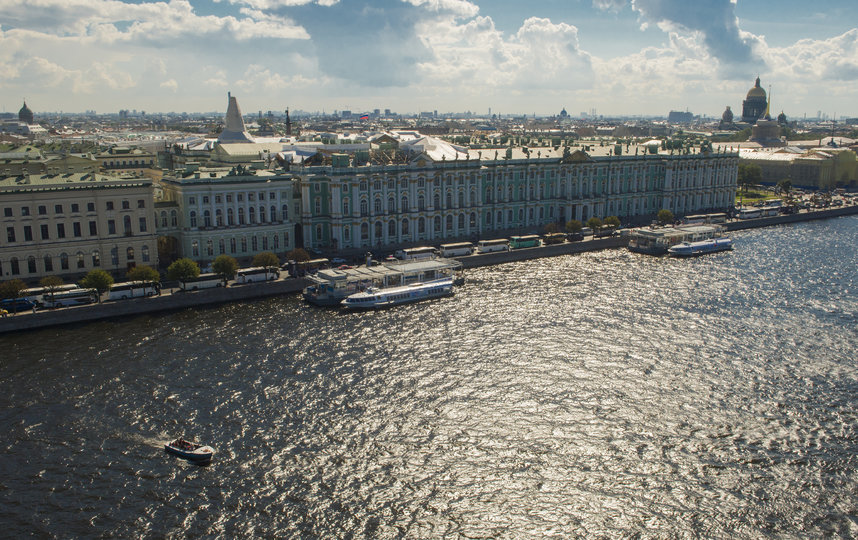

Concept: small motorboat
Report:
left=164, top=437, right=214, bottom=463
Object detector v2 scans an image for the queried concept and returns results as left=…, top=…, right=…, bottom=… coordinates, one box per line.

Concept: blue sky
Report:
left=1, top=0, right=856, bottom=118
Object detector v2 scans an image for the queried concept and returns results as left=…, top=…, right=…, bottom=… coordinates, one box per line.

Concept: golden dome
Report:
left=746, top=77, right=766, bottom=99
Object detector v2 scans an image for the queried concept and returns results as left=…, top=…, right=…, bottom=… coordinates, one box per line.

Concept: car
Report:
left=331, top=257, right=347, bottom=264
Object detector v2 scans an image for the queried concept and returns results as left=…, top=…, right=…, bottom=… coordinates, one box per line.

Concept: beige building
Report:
left=739, top=147, right=858, bottom=189
left=1, top=173, right=157, bottom=282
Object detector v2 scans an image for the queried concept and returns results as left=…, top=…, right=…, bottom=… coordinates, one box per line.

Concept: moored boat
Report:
left=341, top=278, right=454, bottom=310
left=668, top=237, right=733, bottom=257
left=164, top=438, right=214, bottom=462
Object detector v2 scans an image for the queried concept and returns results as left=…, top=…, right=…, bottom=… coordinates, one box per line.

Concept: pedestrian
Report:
left=32, top=304, right=37, bottom=314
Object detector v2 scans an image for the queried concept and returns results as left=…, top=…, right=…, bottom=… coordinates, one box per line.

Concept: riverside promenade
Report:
left=2, top=205, right=856, bottom=334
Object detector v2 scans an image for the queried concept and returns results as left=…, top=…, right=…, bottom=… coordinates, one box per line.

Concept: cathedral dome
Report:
left=721, top=106, right=734, bottom=123
left=746, top=77, right=766, bottom=99
left=18, top=101, right=34, bottom=124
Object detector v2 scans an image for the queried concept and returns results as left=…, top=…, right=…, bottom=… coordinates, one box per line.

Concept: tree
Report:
left=252, top=251, right=280, bottom=271
left=657, top=209, right=674, bottom=225
left=544, top=222, right=559, bottom=234
left=0, top=279, right=27, bottom=299
left=564, top=219, right=583, bottom=234
left=167, top=258, right=200, bottom=284
left=737, top=163, right=762, bottom=194
left=587, top=217, right=603, bottom=232
left=212, top=254, right=239, bottom=281
left=39, top=275, right=65, bottom=300
left=604, top=216, right=621, bottom=229
left=286, top=248, right=311, bottom=262
left=79, top=270, right=114, bottom=302
left=776, top=178, right=792, bottom=195
left=127, top=265, right=160, bottom=287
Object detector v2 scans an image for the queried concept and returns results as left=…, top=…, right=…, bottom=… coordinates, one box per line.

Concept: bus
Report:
left=179, top=273, right=225, bottom=291
left=285, top=258, right=330, bottom=278
left=108, top=281, right=159, bottom=300
left=509, top=235, right=541, bottom=249
left=394, top=247, right=437, bottom=260
left=439, top=242, right=474, bottom=257
left=476, top=239, right=509, bottom=253
left=236, top=266, right=280, bottom=284
left=21, top=284, right=78, bottom=305
left=41, top=288, right=98, bottom=308
left=542, top=232, right=567, bottom=245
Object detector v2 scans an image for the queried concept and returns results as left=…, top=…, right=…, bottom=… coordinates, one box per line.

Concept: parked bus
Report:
left=509, top=235, right=541, bottom=249
left=179, top=273, right=225, bottom=291
left=542, top=232, right=567, bottom=245
left=41, top=288, right=98, bottom=308
left=236, top=266, right=280, bottom=284
left=21, top=284, right=78, bottom=305
left=285, top=258, right=330, bottom=278
left=108, top=281, right=159, bottom=300
left=394, top=246, right=437, bottom=260
left=439, top=242, right=474, bottom=257
left=476, top=238, right=510, bottom=253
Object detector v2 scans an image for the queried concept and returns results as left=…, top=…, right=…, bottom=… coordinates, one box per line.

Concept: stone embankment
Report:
left=2, top=205, right=856, bottom=334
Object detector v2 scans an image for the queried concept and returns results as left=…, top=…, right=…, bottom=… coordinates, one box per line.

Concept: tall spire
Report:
left=765, top=85, right=771, bottom=120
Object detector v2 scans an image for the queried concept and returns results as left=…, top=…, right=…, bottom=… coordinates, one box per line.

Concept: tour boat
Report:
left=341, top=278, right=454, bottom=310
left=164, top=438, right=214, bottom=463
left=667, top=237, right=733, bottom=257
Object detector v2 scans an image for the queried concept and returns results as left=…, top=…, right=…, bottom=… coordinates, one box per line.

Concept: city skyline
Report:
left=2, top=0, right=857, bottom=118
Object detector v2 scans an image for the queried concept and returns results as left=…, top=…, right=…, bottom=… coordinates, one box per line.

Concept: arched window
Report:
left=458, top=191, right=464, bottom=207
left=75, top=252, right=84, bottom=269
left=160, top=211, right=168, bottom=227
left=388, top=196, right=395, bottom=212
left=446, top=215, right=454, bottom=232
left=270, top=205, right=276, bottom=222
left=127, top=247, right=135, bottom=261
left=142, top=245, right=150, bottom=262
left=282, top=204, right=289, bottom=220
left=249, top=207, right=256, bottom=224
left=259, top=206, right=266, bottom=223
left=91, top=251, right=100, bottom=267
left=241, top=237, right=247, bottom=252
left=171, top=210, right=178, bottom=227
left=227, top=208, right=235, bottom=225
left=374, top=197, right=382, bottom=214
left=216, top=209, right=223, bottom=226
left=251, top=236, right=258, bottom=251
left=124, top=215, right=132, bottom=234
left=192, top=241, right=199, bottom=256
left=238, top=208, right=245, bottom=225
left=458, top=214, right=465, bottom=229
left=447, top=192, right=453, bottom=208
left=44, top=254, right=54, bottom=272
left=230, top=238, right=236, bottom=253
left=485, top=187, right=492, bottom=203
left=344, top=226, right=351, bottom=242
left=110, top=247, right=118, bottom=265
left=273, top=235, right=279, bottom=249
left=433, top=193, right=441, bottom=209
left=360, top=223, right=369, bottom=240
left=388, top=219, right=396, bottom=237
left=207, top=240, right=213, bottom=256
left=434, top=216, right=441, bottom=232
left=401, top=195, right=408, bottom=211
left=418, top=195, right=425, bottom=210
left=60, top=253, right=69, bottom=270
left=374, top=221, right=382, bottom=239
left=418, top=217, right=426, bottom=234
left=10, top=257, right=20, bottom=275
left=203, top=210, right=211, bottom=227
left=360, top=199, right=368, bottom=216
left=401, top=218, right=409, bottom=236
left=470, top=212, right=476, bottom=227
left=28, top=256, right=37, bottom=273
left=189, top=211, right=197, bottom=228
left=497, top=210, right=502, bottom=224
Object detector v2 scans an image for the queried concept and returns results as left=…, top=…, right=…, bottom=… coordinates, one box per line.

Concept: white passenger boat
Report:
left=341, top=278, right=454, bottom=310
left=668, top=237, right=733, bottom=257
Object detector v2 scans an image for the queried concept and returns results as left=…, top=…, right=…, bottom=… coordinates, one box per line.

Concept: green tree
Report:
left=776, top=178, right=792, bottom=195
left=252, top=251, right=280, bottom=271
left=79, top=270, right=114, bottom=302
left=212, top=254, right=239, bottom=281
left=544, top=222, right=559, bottom=234
left=738, top=163, right=762, bottom=194
left=286, top=248, right=311, bottom=262
left=127, top=265, right=160, bottom=286
left=39, top=275, right=65, bottom=301
left=564, top=219, right=583, bottom=234
left=657, top=209, right=674, bottom=225
left=0, top=279, right=27, bottom=299
left=586, top=217, right=603, bottom=232
left=604, top=216, right=621, bottom=229
left=167, top=258, right=200, bottom=284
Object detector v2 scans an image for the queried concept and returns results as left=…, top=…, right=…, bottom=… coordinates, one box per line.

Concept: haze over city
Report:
left=2, top=0, right=857, bottom=118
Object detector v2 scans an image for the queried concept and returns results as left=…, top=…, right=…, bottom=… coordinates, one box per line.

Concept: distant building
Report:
left=668, top=111, right=694, bottom=124
left=217, top=92, right=254, bottom=144
left=739, top=147, right=857, bottom=189
left=741, top=77, right=768, bottom=123
left=18, top=102, right=34, bottom=125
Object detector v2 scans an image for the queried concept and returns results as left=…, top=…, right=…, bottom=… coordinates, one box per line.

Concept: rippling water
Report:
left=2, top=216, right=857, bottom=538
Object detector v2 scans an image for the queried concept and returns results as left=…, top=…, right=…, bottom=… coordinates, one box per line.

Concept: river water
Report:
left=1, top=217, right=857, bottom=538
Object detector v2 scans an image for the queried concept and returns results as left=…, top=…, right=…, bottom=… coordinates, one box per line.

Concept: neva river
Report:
left=2, top=217, right=857, bottom=538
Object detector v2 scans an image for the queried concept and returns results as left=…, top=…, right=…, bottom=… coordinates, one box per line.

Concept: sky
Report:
left=1, top=0, right=857, bottom=118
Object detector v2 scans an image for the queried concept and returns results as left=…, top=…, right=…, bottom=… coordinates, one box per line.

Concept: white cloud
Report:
left=160, top=79, right=179, bottom=91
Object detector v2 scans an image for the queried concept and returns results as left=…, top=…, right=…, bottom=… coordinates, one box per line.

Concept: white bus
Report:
left=439, top=242, right=474, bottom=257
left=180, top=273, right=226, bottom=291
left=394, top=246, right=437, bottom=260
left=41, top=288, right=98, bottom=308
left=236, top=266, right=280, bottom=284
left=21, top=284, right=78, bottom=305
left=476, top=238, right=510, bottom=253
left=108, top=281, right=159, bottom=300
